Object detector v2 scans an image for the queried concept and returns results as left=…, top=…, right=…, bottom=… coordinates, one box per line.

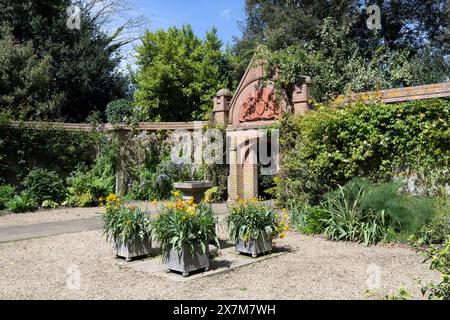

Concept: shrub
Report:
left=417, top=237, right=450, bottom=300
left=204, top=186, right=220, bottom=203
left=106, top=99, right=134, bottom=124
left=0, top=184, right=16, bottom=210
left=65, top=150, right=115, bottom=207
left=278, top=98, right=450, bottom=204
left=102, top=194, right=151, bottom=242
left=0, top=126, right=97, bottom=187
left=151, top=195, right=218, bottom=258
left=226, top=198, right=289, bottom=243
left=288, top=201, right=329, bottom=235
left=41, top=200, right=59, bottom=209
left=322, top=178, right=436, bottom=245
left=23, top=168, right=65, bottom=203
left=6, top=191, right=38, bottom=213
left=154, top=160, right=191, bottom=198
left=415, top=195, right=450, bottom=245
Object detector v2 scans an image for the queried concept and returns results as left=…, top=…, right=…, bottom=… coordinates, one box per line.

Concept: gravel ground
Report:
left=0, top=207, right=105, bottom=227
left=0, top=229, right=439, bottom=300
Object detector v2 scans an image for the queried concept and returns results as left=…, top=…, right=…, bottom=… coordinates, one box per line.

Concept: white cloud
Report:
left=220, top=9, right=231, bottom=21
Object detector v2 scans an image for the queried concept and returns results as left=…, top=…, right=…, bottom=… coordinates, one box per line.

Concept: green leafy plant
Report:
left=102, top=194, right=151, bottom=242
left=6, top=191, right=38, bottom=213
left=278, top=98, right=450, bottom=204
left=226, top=198, right=289, bottom=244
left=417, top=237, right=450, bottom=300
left=414, top=195, right=450, bottom=245
left=287, top=200, right=330, bottom=235
left=106, top=99, right=134, bottom=124
left=323, top=178, right=436, bottom=245
left=0, top=184, right=17, bottom=210
left=23, top=168, right=65, bottom=203
left=41, top=200, right=58, bottom=209
left=151, top=194, right=218, bottom=259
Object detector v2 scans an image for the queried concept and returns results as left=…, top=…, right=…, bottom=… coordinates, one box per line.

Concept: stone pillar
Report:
left=213, top=89, right=231, bottom=125
left=292, top=76, right=312, bottom=114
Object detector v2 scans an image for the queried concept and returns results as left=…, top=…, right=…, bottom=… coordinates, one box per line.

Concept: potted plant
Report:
left=102, top=194, right=152, bottom=261
left=151, top=195, right=219, bottom=277
left=226, top=197, right=289, bottom=258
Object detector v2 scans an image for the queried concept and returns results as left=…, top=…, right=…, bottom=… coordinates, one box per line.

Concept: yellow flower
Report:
left=152, top=199, right=157, bottom=205
left=173, top=191, right=181, bottom=198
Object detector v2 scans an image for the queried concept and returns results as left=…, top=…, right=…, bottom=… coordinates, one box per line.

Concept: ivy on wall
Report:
left=278, top=98, right=450, bottom=204
left=0, top=123, right=98, bottom=186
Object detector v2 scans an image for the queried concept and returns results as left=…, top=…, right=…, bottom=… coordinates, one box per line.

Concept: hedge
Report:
left=278, top=98, right=450, bottom=203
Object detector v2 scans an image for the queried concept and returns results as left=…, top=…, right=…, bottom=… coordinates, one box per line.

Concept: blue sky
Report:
left=129, top=0, right=246, bottom=45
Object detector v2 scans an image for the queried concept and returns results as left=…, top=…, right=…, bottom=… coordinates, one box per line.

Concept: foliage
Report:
left=415, top=196, right=450, bottom=245
left=153, top=160, right=191, bottom=199
left=278, top=98, right=450, bottom=204
left=235, top=0, right=449, bottom=87
left=417, top=237, right=450, bottom=300
left=41, top=200, right=59, bottom=209
left=287, top=200, right=329, bottom=235
left=151, top=194, right=218, bottom=258
left=106, top=99, right=134, bottom=124
left=6, top=191, right=38, bottom=213
left=134, top=25, right=235, bottom=121
left=226, top=197, right=289, bottom=243
left=259, top=21, right=449, bottom=103
left=0, top=184, right=17, bottom=210
left=0, top=0, right=128, bottom=122
left=0, top=27, right=62, bottom=120
left=322, top=179, right=436, bottom=245
left=365, top=287, right=413, bottom=300
left=0, top=125, right=97, bottom=186
left=204, top=187, right=220, bottom=203
left=22, top=168, right=65, bottom=204
left=102, top=194, right=151, bottom=242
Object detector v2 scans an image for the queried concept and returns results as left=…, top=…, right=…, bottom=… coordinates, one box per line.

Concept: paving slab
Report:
left=124, top=243, right=289, bottom=282
left=0, top=217, right=102, bottom=243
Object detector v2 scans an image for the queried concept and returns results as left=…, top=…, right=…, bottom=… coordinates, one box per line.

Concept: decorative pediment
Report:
left=239, top=86, right=280, bottom=122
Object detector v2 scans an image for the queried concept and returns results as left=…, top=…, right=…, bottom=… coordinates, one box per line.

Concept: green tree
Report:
left=0, top=28, right=63, bottom=120
left=234, top=0, right=449, bottom=91
left=134, top=25, right=234, bottom=121
left=0, top=0, right=129, bottom=122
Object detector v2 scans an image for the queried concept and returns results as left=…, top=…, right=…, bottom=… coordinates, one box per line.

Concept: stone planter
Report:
left=173, top=181, right=213, bottom=203
left=165, top=242, right=210, bottom=277
left=235, top=234, right=273, bottom=258
left=113, top=235, right=152, bottom=262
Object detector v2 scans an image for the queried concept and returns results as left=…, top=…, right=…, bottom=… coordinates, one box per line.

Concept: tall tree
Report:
left=0, top=0, right=131, bottom=122
left=0, top=28, right=63, bottom=120
left=234, top=0, right=449, bottom=97
left=134, top=25, right=235, bottom=122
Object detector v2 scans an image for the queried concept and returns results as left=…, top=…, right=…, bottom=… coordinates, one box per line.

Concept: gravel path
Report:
left=0, top=207, right=104, bottom=228
left=0, top=202, right=232, bottom=228
left=0, top=229, right=438, bottom=300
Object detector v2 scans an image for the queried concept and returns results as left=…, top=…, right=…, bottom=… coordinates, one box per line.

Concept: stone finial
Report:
left=216, top=88, right=231, bottom=97
left=213, top=88, right=231, bottom=125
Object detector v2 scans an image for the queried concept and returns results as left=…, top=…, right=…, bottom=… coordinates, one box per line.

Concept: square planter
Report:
left=165, top=242, right=210, bottom=277
left=113, top=235, right=152, bottom=262
left=235, top=234, right=273, bottom=258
